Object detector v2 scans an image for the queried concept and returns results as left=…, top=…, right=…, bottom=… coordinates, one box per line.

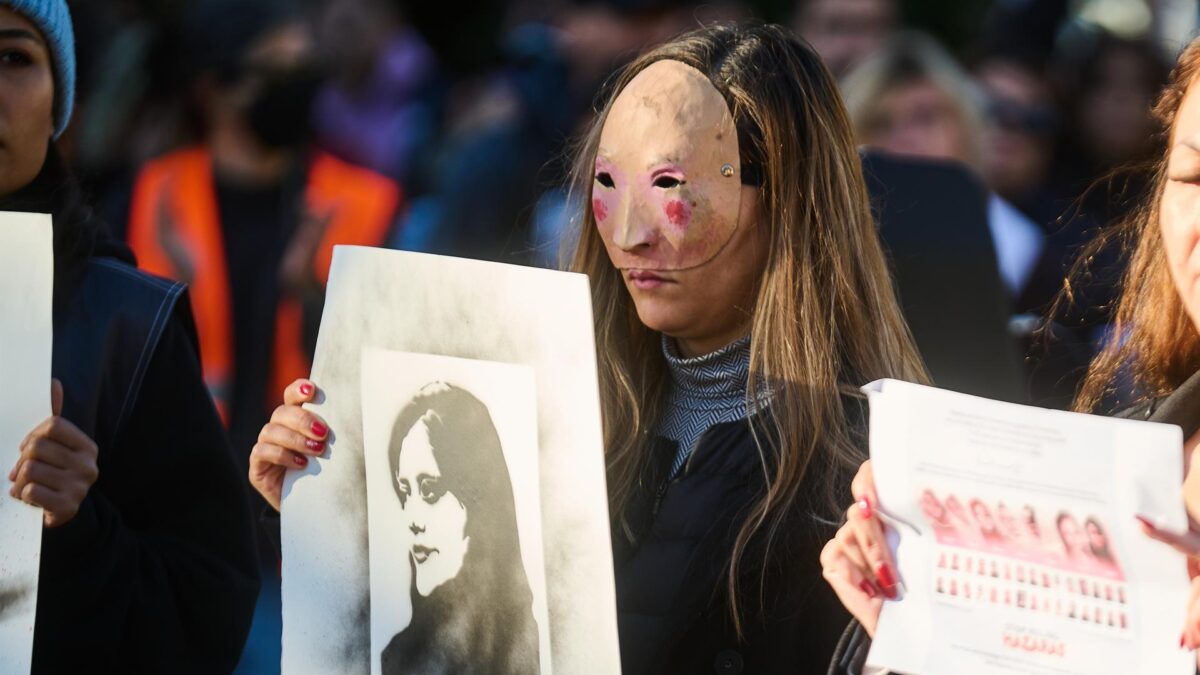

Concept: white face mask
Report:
left=395, top=418, right=470, bottom=597
left=593, top=59, right=744, bottom=271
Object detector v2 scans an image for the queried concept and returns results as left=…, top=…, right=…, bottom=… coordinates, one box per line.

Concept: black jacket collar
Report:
left=1150, top=369, right=1200, bottom=439
left=1119, top=368, right=1200, bottom=440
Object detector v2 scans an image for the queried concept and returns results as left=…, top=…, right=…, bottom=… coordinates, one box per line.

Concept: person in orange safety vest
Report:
left=127, top=1, right=400, bottom=468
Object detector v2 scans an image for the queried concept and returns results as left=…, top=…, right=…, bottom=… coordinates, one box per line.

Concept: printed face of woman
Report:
left=0, top=8, right=53, bottom=198
left=1023, top=505, right=1040, bottom=538
left=395, top=419, right=470, bottom=597
left=971, top=500, right=996, bottom=532
left=919, top=490, right=947, bottom=524
left=996, top=503, right=1021, bottom=540
left=1161, top=78, right=1200, bottom=336
left=945, top=495, right=968, bottom=524
left=1057, top=515, right=1083, bottom=555
left=1086, top=520, right=1107, bottom=552
left=593, top=59, right=766, bottom=354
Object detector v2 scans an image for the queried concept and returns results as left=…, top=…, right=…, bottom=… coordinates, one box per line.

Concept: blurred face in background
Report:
left=858, top=76, right=970, bottom=164
left=0, top=7, right=53, bottom=197
left=976, top=59, right=1056, bottom=202
left=794, top=0, right=897, bottom=78
left=313, top=0, right=394, bottom=84
left=1078, top=45, right=1159, bottom=165
left=559, top=4, right=708, bottom=108
left=206, top=19, right=320, bottom=151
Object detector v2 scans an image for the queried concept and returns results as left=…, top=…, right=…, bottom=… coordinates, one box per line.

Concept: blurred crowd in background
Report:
left=54, top=0, right=1200, bottom=670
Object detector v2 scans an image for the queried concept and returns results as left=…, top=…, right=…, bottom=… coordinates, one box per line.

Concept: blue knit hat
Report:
left=2, top=0, right=74, bottom=138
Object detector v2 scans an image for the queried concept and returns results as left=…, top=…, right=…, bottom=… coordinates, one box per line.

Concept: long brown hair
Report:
left=1071, top=37, right=1200, bottom=412
left=566, top=23, right=928, bottom=633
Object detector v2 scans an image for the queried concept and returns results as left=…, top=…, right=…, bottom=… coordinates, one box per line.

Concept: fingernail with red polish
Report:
left=1136, top=514, right=1156, bottom=530
left=305, top=439, right=324, bottom=451
left=294, top=455, right=308, bottom=468
left=876, top=563, right=898, bottom=598
left=311, top=421, right=328, bottom=437
left=858, top=580, right=878, bottom=599
left=299, top=383, right=314, bottom=397
left=1180, top=634, right=1186, bottom=649
left=857, top=496, right=873, bottom=519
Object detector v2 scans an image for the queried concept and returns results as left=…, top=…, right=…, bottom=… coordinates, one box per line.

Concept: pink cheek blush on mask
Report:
left=664, top=199, right=692, bottom=230
left=592, top=197, right=609, bottom=222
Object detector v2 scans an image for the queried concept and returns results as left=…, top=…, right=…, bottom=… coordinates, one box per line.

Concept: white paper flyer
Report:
left=863, top=379, right=1193, bottom=675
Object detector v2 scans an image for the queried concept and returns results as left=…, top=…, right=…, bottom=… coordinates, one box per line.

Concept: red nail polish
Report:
left=1136, top=515, right=1156, bottom=530
left=299, top=383, right=314, bottom=397
left=294, top=455, right=308, bottom=468
left=305, top=439, right=323, bottom=450
left=1180, top=634, right=1186, bottom=649
left=858, top=580, right=878, bottom=599
left=857, top=497, right=873, bottom=519
left=876, top=563, right=898, bottom=598
left=311, top=421, right=328, bottom=437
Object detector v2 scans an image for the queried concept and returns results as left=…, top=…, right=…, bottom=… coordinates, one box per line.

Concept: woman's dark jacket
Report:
left=827, top=371, right=1200, bottom=675
left=615, top=412, right=853, bottom=675
left=30, top=242, right=260, bottom=673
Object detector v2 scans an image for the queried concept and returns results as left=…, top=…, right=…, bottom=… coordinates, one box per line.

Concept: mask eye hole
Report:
left=653, top=176, right=683, bottom=189
left=595, top=172, right=615, bottom=188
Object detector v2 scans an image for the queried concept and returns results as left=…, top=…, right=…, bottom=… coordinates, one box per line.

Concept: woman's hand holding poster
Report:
left=862, top=379, right=1193, bottom=675
left=279, top=247, right=619, bottom=675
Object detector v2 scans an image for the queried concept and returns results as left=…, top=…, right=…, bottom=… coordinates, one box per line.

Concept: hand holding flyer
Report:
left=862, top=379, right=1193, bottom=675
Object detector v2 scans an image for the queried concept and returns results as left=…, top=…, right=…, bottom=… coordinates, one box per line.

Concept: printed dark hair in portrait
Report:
left=382, top=382, right=539, bottom=674
left=1084, top=516, right=1115, bottom=563
left=0, top=580, right=32, bottom=618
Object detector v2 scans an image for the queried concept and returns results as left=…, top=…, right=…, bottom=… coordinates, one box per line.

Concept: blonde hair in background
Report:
left=1070, top=37, right=1200, bottom=412
left=565, top=23, right=929, bottom=635
left=840, top=31, right=988, bottom=171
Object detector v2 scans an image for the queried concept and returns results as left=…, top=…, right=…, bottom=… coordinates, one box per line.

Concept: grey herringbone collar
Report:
left=662, top=334, right=752, bottom=408
left=659, top=334, right=766, bottom=478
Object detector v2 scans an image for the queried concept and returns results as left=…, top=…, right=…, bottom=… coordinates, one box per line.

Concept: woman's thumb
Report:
left=51, top=378, right=63, bottom=417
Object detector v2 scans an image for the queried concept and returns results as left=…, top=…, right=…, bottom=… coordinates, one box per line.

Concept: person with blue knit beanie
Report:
left=0, top=1, right=261, bottom=672
left=1, top=0, right=74, bottom=137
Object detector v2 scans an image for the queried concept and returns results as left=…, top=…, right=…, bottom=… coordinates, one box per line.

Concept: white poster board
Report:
left=863, top=378, right=1193, bottom=675
left=280, top=247, right=619, bottom=674
left=0, top=212, right=53, bottom=674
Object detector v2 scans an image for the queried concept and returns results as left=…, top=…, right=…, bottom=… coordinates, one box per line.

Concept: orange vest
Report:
left=127, top=147, right=401, bottom=422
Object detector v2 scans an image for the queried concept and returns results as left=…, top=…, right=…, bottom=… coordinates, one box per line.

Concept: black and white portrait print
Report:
left=281, top=248, right=618, bottom=674
left=362, top=349, right=549, bottom=675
